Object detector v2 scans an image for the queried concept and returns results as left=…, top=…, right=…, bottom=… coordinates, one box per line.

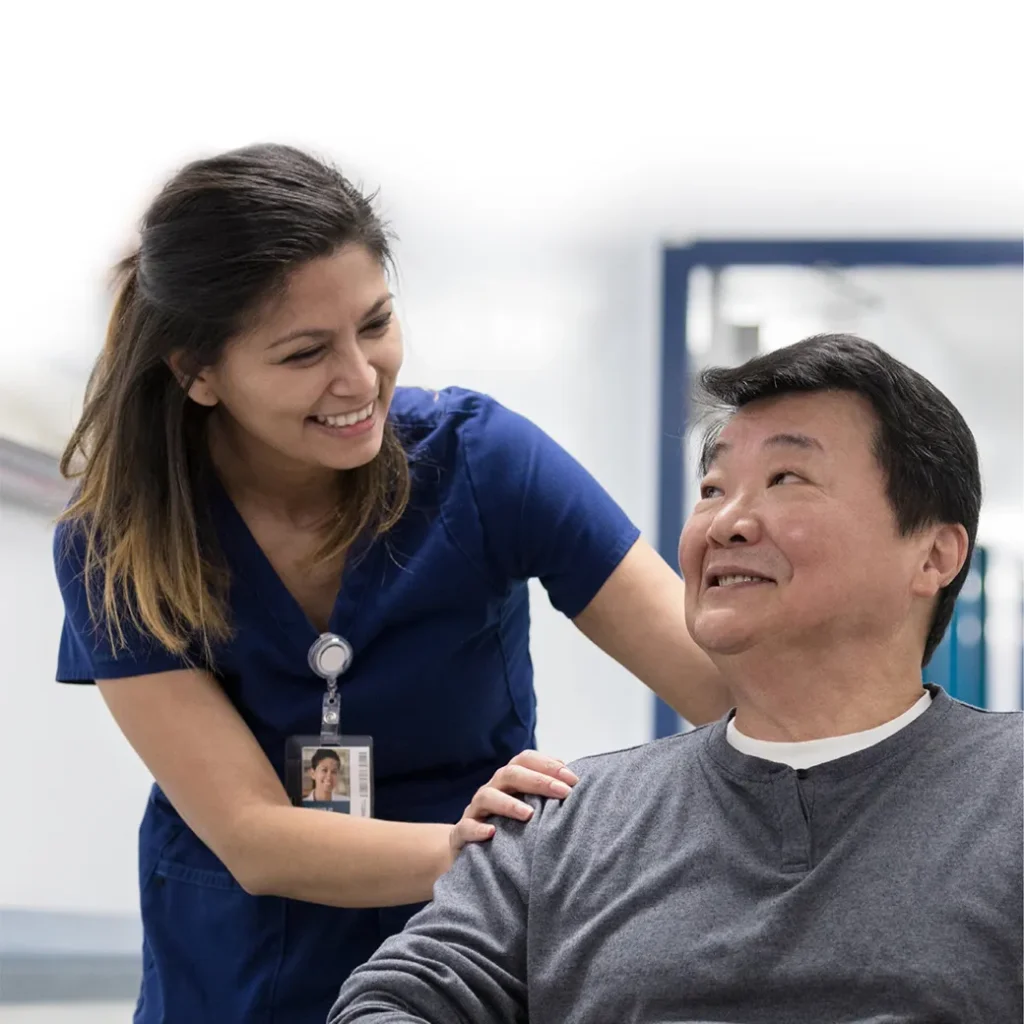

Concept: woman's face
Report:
left=310, top=757, right=340, bottom=798
left=186, top=244, right=403, bottom=475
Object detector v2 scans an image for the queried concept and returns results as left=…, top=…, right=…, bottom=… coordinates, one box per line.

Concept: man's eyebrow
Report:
left=701, top=438, right=730, bottom=475
left=700, top=432, right=824, bottom=475
left=763, top=432, right=824, bottom=454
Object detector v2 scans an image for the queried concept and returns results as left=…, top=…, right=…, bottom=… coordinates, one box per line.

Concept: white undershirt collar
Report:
left=726, top=691, right=933, bottom=769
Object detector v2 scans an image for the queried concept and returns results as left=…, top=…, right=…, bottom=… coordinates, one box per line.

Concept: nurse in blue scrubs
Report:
left=53, top=143, right=730, bottom=1024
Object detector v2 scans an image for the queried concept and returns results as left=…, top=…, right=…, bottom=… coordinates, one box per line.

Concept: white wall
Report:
left=1, top=1, right=1021, bottom=917
left=0, top=503, right=153, bottom=913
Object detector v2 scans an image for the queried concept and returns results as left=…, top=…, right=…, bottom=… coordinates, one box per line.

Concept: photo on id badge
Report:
left=293, top=742, right=373, bottom=816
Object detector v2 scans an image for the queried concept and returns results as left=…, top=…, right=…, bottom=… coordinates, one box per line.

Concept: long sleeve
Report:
left=328, top=801, right=538, bottom=1024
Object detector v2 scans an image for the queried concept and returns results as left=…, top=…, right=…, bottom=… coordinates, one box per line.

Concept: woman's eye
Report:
left=362, top=313, right=392, bottom=335
left=281, top=346, right=325, bottom=364
left=699, top=484, right=721, bottom=499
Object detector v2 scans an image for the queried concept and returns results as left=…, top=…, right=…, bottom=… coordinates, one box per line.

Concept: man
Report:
left=329, top=334, right=1023, bottom=1024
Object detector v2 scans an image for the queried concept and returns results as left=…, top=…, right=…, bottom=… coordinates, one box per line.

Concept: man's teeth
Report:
left=314, top=403, right=374, bottom=428
left=716, top=574, right=769, bottom=587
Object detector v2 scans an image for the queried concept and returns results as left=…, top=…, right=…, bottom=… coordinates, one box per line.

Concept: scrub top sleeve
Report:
left=53, top=519, right=193, bottom=684
left=462, top=395, right=641, bottom=620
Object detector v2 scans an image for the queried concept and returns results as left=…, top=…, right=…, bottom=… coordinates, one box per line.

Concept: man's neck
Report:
left=723, top=643, right=926, bottom=742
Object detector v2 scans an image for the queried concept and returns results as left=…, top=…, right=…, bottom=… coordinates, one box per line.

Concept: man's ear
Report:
left=913, top=523, right=970, bottom=598
left=167, top=351, right=219, bottom=408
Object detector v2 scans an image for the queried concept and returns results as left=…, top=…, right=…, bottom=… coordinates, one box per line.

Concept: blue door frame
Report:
left=657, top=237, right=1024, bottom=738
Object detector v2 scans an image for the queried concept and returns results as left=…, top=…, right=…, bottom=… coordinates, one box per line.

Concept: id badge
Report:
left=286, top=632, right=374, bottom=817
left=285, top=734, right=374, bottom=817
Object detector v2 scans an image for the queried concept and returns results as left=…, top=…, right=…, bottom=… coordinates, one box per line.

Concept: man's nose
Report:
left=706, top=491, right=763, bottom=547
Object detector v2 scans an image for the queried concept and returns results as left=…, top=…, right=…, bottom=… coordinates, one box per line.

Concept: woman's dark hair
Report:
left=310, top=749, right=342, bottom=770
left=59, top=144, right=410, bottom=661
left=696, top=333, right=981, bottom=666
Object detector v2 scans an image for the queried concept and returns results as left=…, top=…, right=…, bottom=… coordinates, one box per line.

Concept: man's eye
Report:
left=699, top=484, right=721, bottom=499
left=770, top=471, right=801, bottom=486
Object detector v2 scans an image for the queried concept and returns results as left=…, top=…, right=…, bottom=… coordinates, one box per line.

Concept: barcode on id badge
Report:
left=356, top=748, right=371, bottom=817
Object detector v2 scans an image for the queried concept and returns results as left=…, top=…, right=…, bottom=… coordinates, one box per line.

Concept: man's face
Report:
left=679, top=391, right=940, bottom=660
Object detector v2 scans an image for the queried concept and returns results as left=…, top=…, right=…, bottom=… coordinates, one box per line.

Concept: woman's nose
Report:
left=327, top=341, right=377, bottom=395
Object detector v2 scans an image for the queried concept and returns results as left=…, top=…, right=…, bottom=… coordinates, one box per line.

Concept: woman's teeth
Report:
left=314, top=403, right=374, bottom=428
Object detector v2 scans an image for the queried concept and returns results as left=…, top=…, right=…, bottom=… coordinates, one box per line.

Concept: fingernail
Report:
left=558, top=768, right=579, bottom=784
left=518, top=805, right=534, bottom=820
left=551, top=781, right=572, bottom=798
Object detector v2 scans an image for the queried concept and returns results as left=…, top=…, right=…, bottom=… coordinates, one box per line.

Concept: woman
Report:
left=53, top=143, right=729, bottom=1023
left=304, top=749, right=349, bottom=809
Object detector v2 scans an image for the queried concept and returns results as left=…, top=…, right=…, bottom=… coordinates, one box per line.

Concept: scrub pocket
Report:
left=136, top=808, right=285, bottom=1024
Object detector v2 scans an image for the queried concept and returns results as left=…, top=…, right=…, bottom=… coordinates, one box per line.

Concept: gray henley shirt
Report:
left=330, top=686, right=1023, bottom=1023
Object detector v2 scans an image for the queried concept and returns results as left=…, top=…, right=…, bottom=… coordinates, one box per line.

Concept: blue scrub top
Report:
left=54, top=386, right=640, bottom=1024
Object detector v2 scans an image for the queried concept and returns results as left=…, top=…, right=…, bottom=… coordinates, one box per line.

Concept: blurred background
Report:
left=0, top=2, right=1020, bottom=1019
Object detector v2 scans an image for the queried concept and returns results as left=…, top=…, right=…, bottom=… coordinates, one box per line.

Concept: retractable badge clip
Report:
left=308, top=633, right=354, bottom=745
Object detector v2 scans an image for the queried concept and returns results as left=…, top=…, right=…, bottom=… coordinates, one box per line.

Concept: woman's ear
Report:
left=167, top=352, right=219, bottom=408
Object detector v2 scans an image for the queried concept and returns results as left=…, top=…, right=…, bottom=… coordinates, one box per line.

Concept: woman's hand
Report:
left=450, top=750, right=579, bottom=857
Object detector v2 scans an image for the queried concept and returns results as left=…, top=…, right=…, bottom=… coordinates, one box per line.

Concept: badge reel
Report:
left=284, top=633, right=374, bottom=817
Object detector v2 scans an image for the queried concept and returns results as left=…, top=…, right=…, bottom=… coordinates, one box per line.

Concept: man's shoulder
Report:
left=521, top=727, right=716, bottom=845
left=922, top=697, right=1023, bottom=800
left=944, top=698, right=1022, bottom=753
left=566, top=725, right=714, bottom=787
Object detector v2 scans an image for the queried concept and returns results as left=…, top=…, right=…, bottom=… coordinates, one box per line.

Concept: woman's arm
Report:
left=572, top=537, right=732, bottom=726
left=454, top=398, right=727, bottom=725
left=97, top=669, right=572, bottom=908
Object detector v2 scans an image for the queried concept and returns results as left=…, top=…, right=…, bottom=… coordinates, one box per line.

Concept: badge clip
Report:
left=308, top=633, right=353, bottom=744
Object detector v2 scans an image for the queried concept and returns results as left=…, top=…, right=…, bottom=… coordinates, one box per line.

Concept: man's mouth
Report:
left=710, top=573, right=775, bottom=588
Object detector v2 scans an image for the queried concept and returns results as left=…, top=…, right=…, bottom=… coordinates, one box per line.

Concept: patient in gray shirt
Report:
left=330, top=335, right=1023, bottom=1024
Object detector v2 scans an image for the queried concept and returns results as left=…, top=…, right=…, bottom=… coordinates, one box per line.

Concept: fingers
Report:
left=490, top=763, right=574, bottom=801
left=508, top=749, right=580, bottom=786
left=450, top=817, right=496, bottom=854
left=468, top=785, right=536, bottom=823
left=451, top=751, right=582, bottom=861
